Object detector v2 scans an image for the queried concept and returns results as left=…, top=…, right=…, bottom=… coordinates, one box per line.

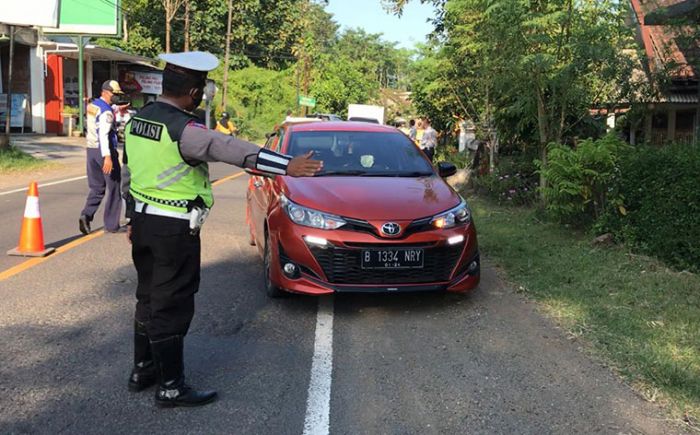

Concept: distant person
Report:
left=214, top=112, right=237, bottom=136
left=79, top=80, right=123, bottom=234
left=420, top=117, right=437, bottom=162
left=415, top=118, right=425, bottom=144
left=408, top=119, right=417, bottom=143
left=456, top=115, right=468, bottom=153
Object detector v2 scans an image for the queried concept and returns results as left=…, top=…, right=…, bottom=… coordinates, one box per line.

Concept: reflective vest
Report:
left=86, top=97, right=118, bottom=150
left=124, top=102, right=213, bottom=213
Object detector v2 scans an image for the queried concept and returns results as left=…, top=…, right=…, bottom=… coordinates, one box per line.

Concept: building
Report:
left=39, top=39, right=158, bottom=134
left=0, top=24, right=157, bottom=135
left=629, top=0, right=700, bottom=145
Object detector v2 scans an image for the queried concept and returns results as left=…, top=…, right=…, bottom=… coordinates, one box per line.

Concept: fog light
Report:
left=304, top=235, right=328, bottom=247
left=283, top=262, right=299, bottom=278
left=448, top=235, right=465, bottom=245
left=467, top=260, right=479, bottom=273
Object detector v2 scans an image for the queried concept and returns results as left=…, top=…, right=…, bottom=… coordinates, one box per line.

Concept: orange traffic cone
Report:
left=7, top=182, right=55, bottom=257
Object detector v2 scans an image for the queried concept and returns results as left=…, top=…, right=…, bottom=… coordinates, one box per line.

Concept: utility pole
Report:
left=77, top=35, right=85, bottom=134
left=184, top=0, right=190, bottom=51
left=1, top=25, right=15, bottom=149
left=296, top=66, right=300, bottom=115
left=221, top=0, right=233, bottom=111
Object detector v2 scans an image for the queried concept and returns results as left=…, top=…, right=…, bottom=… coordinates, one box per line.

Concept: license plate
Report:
left=361, top=248, right=424, bottom=269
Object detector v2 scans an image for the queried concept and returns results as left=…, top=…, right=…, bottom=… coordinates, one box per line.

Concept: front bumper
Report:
left=267, top=211, right=480, bottom=295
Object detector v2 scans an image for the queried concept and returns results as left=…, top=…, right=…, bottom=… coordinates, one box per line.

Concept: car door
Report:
left=258, top=128, right=286, bottom=227
left=249, top=132, right=278, bottom=250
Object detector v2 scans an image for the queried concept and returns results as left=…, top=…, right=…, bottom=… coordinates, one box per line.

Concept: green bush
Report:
left=209, top=66, right=297, bottom=142
left=538, top=135, right=629, bottom=225
left=600, top=145, right=700, bottom=272
left=434, top=145, right=473, bottom=169
left=474, top=153, right=539, bottom=205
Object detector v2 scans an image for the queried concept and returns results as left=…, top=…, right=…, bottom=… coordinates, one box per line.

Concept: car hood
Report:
left=281, top=176, right=461, bottom=220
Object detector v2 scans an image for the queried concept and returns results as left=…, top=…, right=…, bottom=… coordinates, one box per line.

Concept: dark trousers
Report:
left=131, top=212, right=201, bottom=341
left=422, top=147, right=435, bottom=162
left=81, top=147, right=122, bottom=231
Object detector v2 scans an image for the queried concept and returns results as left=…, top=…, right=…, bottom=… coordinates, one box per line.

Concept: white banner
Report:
left=133, top=72, right=163, bottom=95
left=0, top=0, right=60, bottom=28
left=0, top=94, right=28, bottom=128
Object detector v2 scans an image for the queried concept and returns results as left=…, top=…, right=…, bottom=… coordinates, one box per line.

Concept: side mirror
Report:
left=245, top=168, right=274, bottom=178
left=438, top=162, right=457, bottom=178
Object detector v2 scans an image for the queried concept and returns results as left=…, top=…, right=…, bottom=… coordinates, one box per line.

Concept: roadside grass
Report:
left=0, top=146, right=51, bottom=172
left=469, top=195, right=700, bottom=425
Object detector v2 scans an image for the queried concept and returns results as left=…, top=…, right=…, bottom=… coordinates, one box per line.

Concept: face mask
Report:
left=110, top=95, right=119, bottom=105
left=189, top=86, right=204, bottom=110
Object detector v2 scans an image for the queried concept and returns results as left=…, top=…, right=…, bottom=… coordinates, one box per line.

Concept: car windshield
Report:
left=287, top=131, right=434, bottom=177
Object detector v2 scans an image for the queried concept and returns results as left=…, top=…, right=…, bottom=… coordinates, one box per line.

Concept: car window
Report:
left=287, top=131, right=433, bottom=176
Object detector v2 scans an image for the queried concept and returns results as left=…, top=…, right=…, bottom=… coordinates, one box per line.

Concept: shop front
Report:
left=0, top=25, right=42, bottom=133
left=41, top=41, right=155, bottom=134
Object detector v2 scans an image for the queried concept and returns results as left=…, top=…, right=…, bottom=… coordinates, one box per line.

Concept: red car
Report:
left=246, top=121, right=480, bottom=297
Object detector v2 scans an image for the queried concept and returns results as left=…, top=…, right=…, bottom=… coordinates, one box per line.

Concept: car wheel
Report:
left=264, top=232, right=285, bottom=298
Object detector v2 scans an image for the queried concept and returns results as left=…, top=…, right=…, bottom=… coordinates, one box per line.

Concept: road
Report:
left=0, top=166, right=687, bottom=434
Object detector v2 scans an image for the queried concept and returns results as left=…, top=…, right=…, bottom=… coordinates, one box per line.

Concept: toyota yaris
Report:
left=246, top=121, right=480, bottom=297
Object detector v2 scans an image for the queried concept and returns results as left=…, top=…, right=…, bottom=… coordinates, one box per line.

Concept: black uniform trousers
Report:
left=131, top=211, right=201, bottom=341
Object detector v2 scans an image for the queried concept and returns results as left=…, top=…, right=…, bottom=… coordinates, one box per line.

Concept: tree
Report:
left=162, top=0, right=185, bottom=53
left=183, top=0, right=191, bottom=51
left=389, top=0, right=635, bottom=195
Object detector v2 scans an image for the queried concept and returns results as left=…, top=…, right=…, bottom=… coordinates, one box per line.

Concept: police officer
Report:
left=122, top=51, right=322, bottom=408
left=79, top=80, right=123, bottom=234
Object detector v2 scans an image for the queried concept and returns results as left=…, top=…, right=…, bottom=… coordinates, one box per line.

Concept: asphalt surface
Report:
left=0, top=167, right=689, bottom=434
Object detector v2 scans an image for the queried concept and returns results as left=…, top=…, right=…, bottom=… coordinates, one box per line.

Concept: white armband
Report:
left=256, top=149, right=292, bottom=175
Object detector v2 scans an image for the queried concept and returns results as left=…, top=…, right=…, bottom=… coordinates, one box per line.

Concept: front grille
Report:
left=309, top=244, right=463, bottom=284
left=343, top=216, right=434, bottom=238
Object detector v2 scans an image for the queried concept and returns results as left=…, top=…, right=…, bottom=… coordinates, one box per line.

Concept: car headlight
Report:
left=431, top=200, right=471, bottom=229
left=279, top=194, right=346, bottom=230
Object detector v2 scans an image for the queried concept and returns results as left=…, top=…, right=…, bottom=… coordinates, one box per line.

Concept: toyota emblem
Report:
left=380, top=222, right=401, bottom=237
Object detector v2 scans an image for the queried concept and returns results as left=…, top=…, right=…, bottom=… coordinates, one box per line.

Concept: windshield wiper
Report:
left=315, top=170, right=369, bottom=176
left=396, top=171, right=434, bottom=177
left=360, top=171, right=434, bottom=177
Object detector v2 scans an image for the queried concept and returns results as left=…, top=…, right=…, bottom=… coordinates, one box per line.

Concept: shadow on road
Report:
left=0, top=252, right=317, bottom=435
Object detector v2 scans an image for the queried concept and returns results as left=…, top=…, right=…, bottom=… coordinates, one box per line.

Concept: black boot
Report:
left=150, top=335, right=217, bottom=408
left=128, top=320, right=157, bottom=392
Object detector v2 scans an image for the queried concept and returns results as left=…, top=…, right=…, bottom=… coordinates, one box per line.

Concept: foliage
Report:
left=434, top=145, right=472, bottom=168
left=209, top=66, right=297, bottom=141
left=109, top=0, right=320, bottom=68
left=474, top=154, right=539, bottom=205
left=389, top=0, right=637, bottom=194
left=599, top=145, right=700, bottom=273
left=538, top=134, right=629, bottom=225
left=309, top=29, right=412, bottom=116
left=470, top=195, right=700, bottom=423
left=109, top=0, right=413, bottom=136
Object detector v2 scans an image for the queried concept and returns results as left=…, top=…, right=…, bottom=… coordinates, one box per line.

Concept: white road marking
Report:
left=0, top=176, right=87, bottom=196
left=303, top=296, right=335, bottom=435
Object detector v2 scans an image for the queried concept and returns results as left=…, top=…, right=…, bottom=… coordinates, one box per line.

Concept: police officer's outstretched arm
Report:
left=179, top=125, right=323, bottom=177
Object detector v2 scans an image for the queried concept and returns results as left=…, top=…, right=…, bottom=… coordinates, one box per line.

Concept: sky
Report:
left=325, top=0, right=435, bottom=50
